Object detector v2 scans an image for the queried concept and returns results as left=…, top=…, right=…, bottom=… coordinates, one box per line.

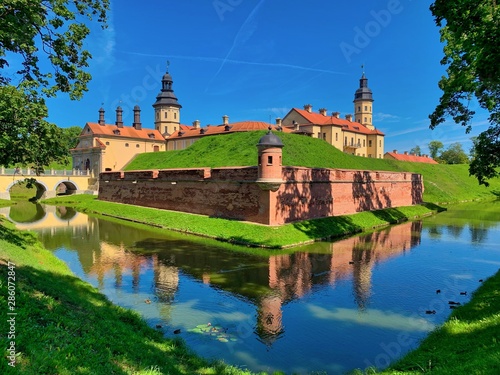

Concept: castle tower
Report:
left=256, top=129, right=284, bottom=192
left=153, top=64, right=182, bottom=136
left=353, top=72, right=374, bottom=130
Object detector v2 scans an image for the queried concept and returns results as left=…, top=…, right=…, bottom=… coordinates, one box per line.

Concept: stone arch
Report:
left=6, top=179, right=51, bottom=200
left=52, top=180, right=79, bottom=196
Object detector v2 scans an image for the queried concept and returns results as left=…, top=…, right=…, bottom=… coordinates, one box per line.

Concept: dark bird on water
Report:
left=436, top=289, right=441, bottom=294
left=448, top=301, right=461, bottom=305
left=460, top=291, right=467, bottom=295
left=174, top=329, right=181, bottom=334
left=425, top=310, right=436, bottom=314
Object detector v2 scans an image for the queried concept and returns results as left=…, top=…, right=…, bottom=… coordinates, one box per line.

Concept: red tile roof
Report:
left=166, top=121, right=292, bottom=140
left=384, top=152, right=439, bottom=164
left=288, top=108, right=384, bottom=136
left=85, top=122, right=164, bottom=141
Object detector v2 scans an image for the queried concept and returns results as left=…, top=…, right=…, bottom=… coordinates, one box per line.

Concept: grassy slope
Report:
left=125, top=131, right=500, bottom=203
left=0, top=217, right=257, bottom=375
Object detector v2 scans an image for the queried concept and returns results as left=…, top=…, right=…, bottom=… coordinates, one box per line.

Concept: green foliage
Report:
left=0, top=0, right=107, bottom=169
left=0, top=86, right=67, bottom=169
left=409, top=145, right=421, bottom=156
left=126, top=131, right=500, bottom=203
left=439, top=142, right=470, bottom=164
left=429, top=0, right=500, bottom=185
left=428, top=140, right=443, bottom=159
left=0, top=0, right=109, bottom=99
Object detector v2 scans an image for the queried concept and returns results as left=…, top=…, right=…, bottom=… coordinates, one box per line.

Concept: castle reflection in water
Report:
left=19, top=204, right=423, bottom=346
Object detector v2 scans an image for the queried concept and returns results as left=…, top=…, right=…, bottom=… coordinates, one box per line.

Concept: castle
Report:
left=71, top=68, right=386, bottom=176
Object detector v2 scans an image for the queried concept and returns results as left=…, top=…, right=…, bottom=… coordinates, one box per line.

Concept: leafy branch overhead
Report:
left=0, top=0, right=109, bottom=169
left=429, top=0, right=499, bottom=185
left=0, top=0, right=109, bottom=99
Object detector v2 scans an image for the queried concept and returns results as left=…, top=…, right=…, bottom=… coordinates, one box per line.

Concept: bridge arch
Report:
left=52, top=179, right=80, bottom=195
left=6, top=179, right=51, bottom=200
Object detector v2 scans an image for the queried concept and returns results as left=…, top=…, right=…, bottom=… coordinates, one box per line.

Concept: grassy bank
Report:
left=42, top=194, right=438, bottom=248
left=126, top=131, right=500, bottom=203
left=0, top=216, right=259, bottom=375
left=353, top=268, right=500, bottom=375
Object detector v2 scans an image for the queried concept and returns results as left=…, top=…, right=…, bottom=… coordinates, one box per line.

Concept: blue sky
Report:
left=44, top=0, right=489, bottom=155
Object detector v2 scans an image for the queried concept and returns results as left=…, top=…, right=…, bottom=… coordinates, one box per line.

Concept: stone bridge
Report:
left=0, top=167, right=98, bottom=200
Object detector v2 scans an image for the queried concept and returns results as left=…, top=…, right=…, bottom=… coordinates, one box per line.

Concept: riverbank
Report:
left=41, top=195, right=439, bottom=248
left=0, top=216, right=261, bottom=375
left=359, top=268, right=500, bottom=375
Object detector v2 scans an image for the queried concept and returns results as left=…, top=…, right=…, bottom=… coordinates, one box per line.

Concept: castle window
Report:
left=363, top=139, right=366, bottom=147
left=358, top=106, right=360, bottom=111
left=369, top=140, right=372, bottom=147
left=335, top=133, right=338, bottom=141
left=156, top=112, right=159, bottom=119
left=370, top=106, right=372, bottom=111
left=323, top=133, right=326, bottom=140
left=113, top=130, right=120, bottom=135
left=136, top=144, right=140, bottom=148
left=164, top=112, right=168, bottom=119
left=344, top=136, right=347, bottom=145
left=106, top=141, right=110, bottom=145
left=267, top=156, right=273, bottom=165
left=364, top=106, right=367, bottom=111
left=174, top=113, right=177, bottom=119
left=379, top=140, right=382, bottom=147
left=174, top=127, right=177, bottom=131
left=364, top=117, right=367, bottom=122
left=87, top=127, right=90, bottom=133
left=125, top=143, right=129, bottom=147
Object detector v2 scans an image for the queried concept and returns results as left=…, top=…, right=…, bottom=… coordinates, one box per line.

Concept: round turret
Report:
left=256, top=129, right=284, bottom=191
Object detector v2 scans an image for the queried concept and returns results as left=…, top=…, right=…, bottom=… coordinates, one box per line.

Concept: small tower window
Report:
left=358, top=106, right=361, bottom=111
left=364, top=106, right=367, bottom=110
left=174, top=113, right=177, bottom=119
left=267, top=156, right=273, bottom=165
left=125, top=143, right=129, bottom=147
left=164, top=112, right=168, bottom=119
left=136, top=144, right=140, bottom=148
left=364, top=117, right=367, bottom=123
left=156, top=112, right=159, bottom=120
left=106, top=141, right=110, bottom=145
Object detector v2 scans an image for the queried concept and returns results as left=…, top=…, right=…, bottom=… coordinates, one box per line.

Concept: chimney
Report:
left=222, top=115, right=229, bottom=125
left=303, top=104, right=313, bottom=113
left=319, top=108, right=327, bottom=116
left=404, top=151, right=408, bottom=155
left=275, top=117, right=282, bottom=126
left=132, top=105, right=142, bottom=130
left=192, top=119, right=200, bottom=129
left=332, top=111, right=340, bottom=118
left=345, top=114, right=353, bottom=122
left=393, top=149, right=398, bottom=154
left=98, top=107, right=105, bottom=125
left=115, top=106, right=123, bottom=128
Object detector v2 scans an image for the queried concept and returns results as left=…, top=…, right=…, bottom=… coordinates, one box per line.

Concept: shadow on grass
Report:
left=0, top=264, right=237, bottom=375
left=421, top=202, right=447, bottom=212
left=0, top=218, right=38, bottom=248
left=292, top=215, right=363, bottom=241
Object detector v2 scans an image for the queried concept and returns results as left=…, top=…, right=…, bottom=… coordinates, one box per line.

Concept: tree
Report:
left=429, top=1, right=499, bottom=185
left=428, top=140, right=444, bottom=160
left=410, top=145, right=422, bottom=156
left=0, top=0, right=109, bottom=168
left=439, top=142, right=470, bottom=165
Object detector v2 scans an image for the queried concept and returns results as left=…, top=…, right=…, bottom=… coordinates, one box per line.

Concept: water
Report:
left=3, top=201, right=500, bottom=374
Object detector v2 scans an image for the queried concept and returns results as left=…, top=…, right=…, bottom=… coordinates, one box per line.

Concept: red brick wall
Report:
left=99, top=166, right=423, bottom=225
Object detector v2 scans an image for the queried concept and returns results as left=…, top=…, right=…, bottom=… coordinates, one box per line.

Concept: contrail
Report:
left=207, top=0, right=267, bottom=90
left=123, top=51, right=346, bottom=76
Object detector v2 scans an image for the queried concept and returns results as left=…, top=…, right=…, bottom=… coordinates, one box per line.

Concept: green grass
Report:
left=0, top=216, right=266, bottom=375
left=125, top=131, right=500, bottom=203
left=43, top=195, right=438, bottom=249
left=350, top=269, right=500, bottom=375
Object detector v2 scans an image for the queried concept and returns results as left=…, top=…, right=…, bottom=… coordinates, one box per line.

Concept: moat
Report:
left=3, top=200, right=499, bottom=374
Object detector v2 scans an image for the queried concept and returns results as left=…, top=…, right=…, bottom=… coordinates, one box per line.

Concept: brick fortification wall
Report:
left=99, top=167, right=423, bottom=225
